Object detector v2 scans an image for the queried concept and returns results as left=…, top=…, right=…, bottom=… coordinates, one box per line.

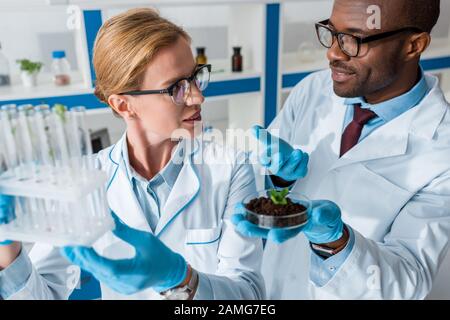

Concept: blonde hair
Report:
left=93, top=8, right=190, bottom=106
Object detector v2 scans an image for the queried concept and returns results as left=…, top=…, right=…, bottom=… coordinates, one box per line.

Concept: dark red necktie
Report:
left=340, top=104, right=378, bottom=157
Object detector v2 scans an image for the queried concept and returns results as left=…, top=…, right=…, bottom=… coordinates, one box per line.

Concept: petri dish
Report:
left=243, top=190, right=310, bottom=229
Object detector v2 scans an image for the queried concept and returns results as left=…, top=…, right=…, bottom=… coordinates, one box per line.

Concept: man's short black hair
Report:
left=403, top=0, right=440, bottom=33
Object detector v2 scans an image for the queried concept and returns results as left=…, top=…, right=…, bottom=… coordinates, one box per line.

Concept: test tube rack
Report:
left=0, top=166, right=114, bottom=246
left=0, top=103, right=114, bottom=246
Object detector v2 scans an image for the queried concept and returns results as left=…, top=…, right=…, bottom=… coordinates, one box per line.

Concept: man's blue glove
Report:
left=252, top=125, right=309, bottom=182
left=60, top=211, right=188, bottom=295
left=232, top=200, right=344, bottom=244
left=0, top=194, right=15, bottom=246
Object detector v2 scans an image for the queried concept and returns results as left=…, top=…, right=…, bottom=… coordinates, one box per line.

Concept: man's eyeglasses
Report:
left=120, top=64, right=211, bottom=105
left=315, top=19, right=424, bottom=58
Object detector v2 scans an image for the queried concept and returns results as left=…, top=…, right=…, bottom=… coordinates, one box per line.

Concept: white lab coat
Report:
left=7, top=137, right=265, bottom=300
left=261, top=70, right=450, bottom=300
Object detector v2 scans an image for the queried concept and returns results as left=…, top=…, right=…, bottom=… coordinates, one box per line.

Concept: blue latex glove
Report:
left=60, top=211, right=188, bottom=295
left=0, top=194, right=15, bottom=246
left=232, top=200, right=344, bottom=244
left=252, top=125, right=309, bottom=182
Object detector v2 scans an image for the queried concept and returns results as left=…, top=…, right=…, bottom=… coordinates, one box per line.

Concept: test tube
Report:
left=33, top=105, right=54, bottom=181
left=18, top=105, right=42, bottom=231
left=51, top=105, right=71, bottom=184
left=0, top=140, right=13, bottom=224
left=0, top=104, right=19, bottom=178
left=33, top=104, right=56, bottom=232
left=46, top=105, right=73, bottom=234
left=71, top=106, right=101, bottom=228
left=0, top=107, right=25, bottom=232
left=17, top=104, right=36, bottom=180
left=0, top=124, right=8, bottom=175
left=0, top=151, right=5, bottom=176
left=68, top=106, right=93, bottom=171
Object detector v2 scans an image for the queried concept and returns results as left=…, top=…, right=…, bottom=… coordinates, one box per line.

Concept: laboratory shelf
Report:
left=211, top=70, right=261, bottom=82
left=205, top=76, right=261, bottom=98
left=0, top=80, right=92, bottom=102
left=0, top=75, right=262, bottom=108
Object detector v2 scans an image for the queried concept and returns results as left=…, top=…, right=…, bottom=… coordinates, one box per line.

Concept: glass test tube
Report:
left=16, top=105, right=42, bottom=231
left=51, top=105, right=71, bottom=183
left=0, top=105, right=24, bottom=231
left=51, top=105, right=72, bottom=233
left=70, top=106, right=100, bottom=229
left=33, top=105, right=54, bottom=181
left=0, top=126, right=17, bottom=231
left=17, top=104, right=36, bottom=179
left=67, top=106, right=92, bottom=172
left=0, top=104, right=19, bottom=178
left=33, top=104, right=57, bottom=232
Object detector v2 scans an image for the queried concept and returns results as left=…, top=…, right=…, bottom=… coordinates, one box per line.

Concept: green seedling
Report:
left=269, top=188, right=289, bottom=205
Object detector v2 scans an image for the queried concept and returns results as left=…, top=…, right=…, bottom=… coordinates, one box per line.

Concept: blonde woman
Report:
left=0, top=8, right=264, bottom=300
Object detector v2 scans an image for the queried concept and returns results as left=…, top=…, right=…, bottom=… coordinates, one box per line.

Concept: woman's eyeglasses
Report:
left=120, top=64, right=211, bottom=105
left=315, top=19, right=423, bottom=58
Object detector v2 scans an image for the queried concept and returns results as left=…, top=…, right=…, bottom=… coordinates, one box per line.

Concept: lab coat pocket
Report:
left=336, top=163, right=413, bottom=241
left=184, top=226, right=222, bottom=273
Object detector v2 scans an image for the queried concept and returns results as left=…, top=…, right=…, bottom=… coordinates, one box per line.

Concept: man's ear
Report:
left=405, top=32, right=431, bottom=61
left=108, top=94, right=136, bottom=119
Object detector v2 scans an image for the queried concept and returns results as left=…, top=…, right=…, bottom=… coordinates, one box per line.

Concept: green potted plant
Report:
left=16, top=59, right=43, bottom=87
left=243, top=188, right=310, bottom=228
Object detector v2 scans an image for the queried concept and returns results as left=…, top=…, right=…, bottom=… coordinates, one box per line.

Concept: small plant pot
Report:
left=244, top=190, right=310, bottom=229
left=21, top=71, right=38, bottom=87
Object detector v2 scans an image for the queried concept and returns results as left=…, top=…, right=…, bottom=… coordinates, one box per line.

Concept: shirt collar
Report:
left=344, top=67, right=429, bottom=122
left=121, top=134, right=184, bottom=188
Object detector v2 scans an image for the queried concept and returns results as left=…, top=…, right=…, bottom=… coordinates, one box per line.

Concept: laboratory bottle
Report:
left=51, top=51, right=71, bottom=86
left=196, top=47, right=207, bottom=65
left=232, top=47, right=243, bottom=72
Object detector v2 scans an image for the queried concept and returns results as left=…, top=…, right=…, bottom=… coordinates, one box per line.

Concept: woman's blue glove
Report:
left=252, top=125, right=309, bottom=182
left=0, top=194, right=15, bottom=245
left=60, top=211, right=188, bottom=295
left=232, top=200, right=344, bottom=244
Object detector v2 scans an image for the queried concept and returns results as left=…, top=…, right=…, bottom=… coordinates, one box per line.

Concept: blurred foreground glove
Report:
left=0, top=194, right=15, bottom=245
left=61, top=211, right=188, bottom=295
left=252, top=125, right=309, bottom=182
left=232, top=200, right=344, bottom=245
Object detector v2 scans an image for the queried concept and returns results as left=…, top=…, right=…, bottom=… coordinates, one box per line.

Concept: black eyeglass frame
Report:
left=119, top=64, right=212, bottom=99
left=315, top=19, right=424, bottom=57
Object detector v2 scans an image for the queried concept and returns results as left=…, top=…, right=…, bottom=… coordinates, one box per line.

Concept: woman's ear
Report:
left=108, top=94, right=136, bottom=119
left=405, top=32, right=431, bottom=61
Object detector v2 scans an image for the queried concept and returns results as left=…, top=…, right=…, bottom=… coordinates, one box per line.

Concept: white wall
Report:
left=0, top=7, right=83, bottom=83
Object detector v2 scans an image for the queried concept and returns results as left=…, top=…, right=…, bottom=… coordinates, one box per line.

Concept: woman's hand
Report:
left=0, top=242, right=22, bottom=270
left=60, top=211, right=188, bottom=295
left=0, top=194, right=21, bottom=270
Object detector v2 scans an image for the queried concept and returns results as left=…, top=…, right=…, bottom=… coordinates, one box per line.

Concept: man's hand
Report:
left=252, top=125, right=309, bottom=183
left=232, top=200, right=345, bottom=245
left=60, top=211, right=188, bottom=295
